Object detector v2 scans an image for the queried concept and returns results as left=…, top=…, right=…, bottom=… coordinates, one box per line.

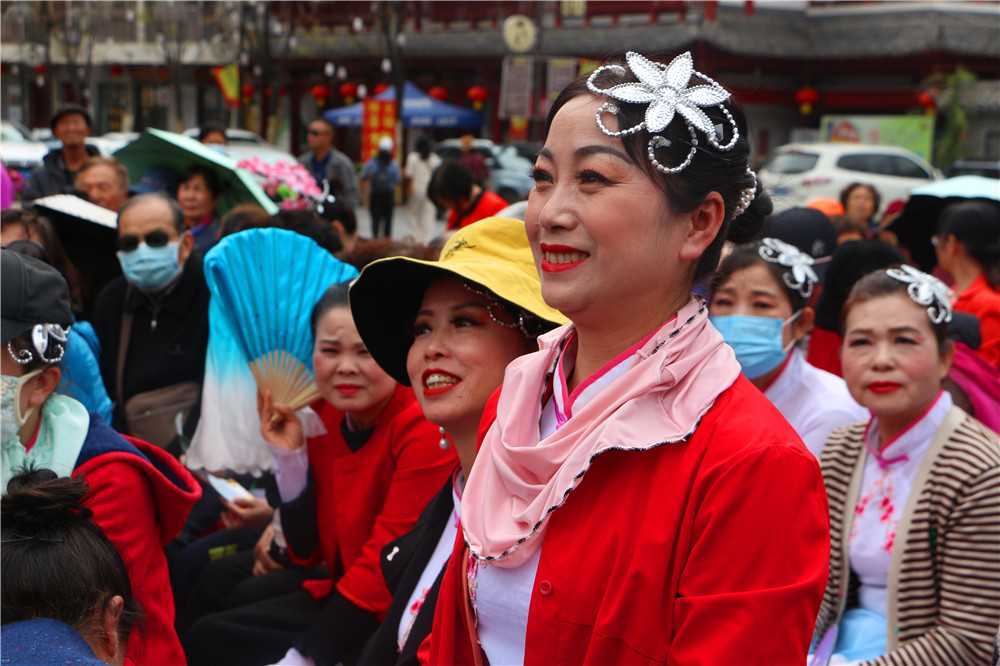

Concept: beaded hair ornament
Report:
left=758, top=237, right=819, bottom=299
left=6, top=324, right=70, bottom=366
left=885, top=265, right=953, bottom=325
left=586, top=51, right=756, bottom=218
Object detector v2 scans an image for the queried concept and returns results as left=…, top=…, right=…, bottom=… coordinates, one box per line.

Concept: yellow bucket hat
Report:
left=350, top=216, right=567, bottom=385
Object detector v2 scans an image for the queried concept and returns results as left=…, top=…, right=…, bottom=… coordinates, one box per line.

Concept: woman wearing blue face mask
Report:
left=710, top=238, right=866, bottom=457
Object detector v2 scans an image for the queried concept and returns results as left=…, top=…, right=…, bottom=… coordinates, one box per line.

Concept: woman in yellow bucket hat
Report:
left=349, top=215, right=566, bottom=665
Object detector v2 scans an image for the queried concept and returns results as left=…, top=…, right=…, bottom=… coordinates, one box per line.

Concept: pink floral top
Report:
left=848, top=391, right=952, bottom=615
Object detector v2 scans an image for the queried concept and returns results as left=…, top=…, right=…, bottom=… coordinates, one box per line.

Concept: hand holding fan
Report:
left=203, top=228, right=359, bottom=412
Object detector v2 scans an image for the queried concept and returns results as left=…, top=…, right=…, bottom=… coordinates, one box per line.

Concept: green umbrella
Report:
left=113, top=128, right=278, bottom=216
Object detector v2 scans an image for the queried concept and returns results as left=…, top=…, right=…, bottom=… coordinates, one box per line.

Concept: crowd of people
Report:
left=1, top=49, right=999, bottom=666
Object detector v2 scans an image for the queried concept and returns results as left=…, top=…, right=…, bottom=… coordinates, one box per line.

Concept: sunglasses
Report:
left=118, top=229, right=173, bottom=252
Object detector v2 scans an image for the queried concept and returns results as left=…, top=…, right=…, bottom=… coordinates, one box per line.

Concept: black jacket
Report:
left=22, top=145, right=101, bottom=201
left=91, top=252, right=210, bottom=430
left=357, top=481, right=455, bottom=666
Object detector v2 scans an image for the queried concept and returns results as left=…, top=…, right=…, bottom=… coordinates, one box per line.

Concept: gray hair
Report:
left=117, top=192, right=184, bottom=234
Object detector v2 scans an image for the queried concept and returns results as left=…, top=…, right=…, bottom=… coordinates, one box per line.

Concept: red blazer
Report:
left=426, top=376, right=829, bottom=665
left=291, top=386, right=458, bottom=617
left=73, top=421, right=201, bottom=666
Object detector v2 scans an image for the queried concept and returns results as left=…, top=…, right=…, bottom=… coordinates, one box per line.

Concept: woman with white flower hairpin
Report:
left=812, top=265, right=1000, bottom=666
left=424, top=51, right=830, bottom=665
left=710, top=238, right=866, bottom=457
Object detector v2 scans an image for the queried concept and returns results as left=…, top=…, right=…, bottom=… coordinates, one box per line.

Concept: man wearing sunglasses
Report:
left=297, top=118, right=360, bottom=210
left=92, top=193, right=210, bottom=433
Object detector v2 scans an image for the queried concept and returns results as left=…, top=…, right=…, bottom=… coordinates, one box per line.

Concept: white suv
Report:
left=760, top=143, right=940, bottom=215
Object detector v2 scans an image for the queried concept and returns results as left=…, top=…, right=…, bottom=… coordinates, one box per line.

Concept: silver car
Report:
left=1, top=121, right=48, bottom=179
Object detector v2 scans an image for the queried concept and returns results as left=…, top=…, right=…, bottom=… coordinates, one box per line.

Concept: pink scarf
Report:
left=461, top=298, right=740, bottom=567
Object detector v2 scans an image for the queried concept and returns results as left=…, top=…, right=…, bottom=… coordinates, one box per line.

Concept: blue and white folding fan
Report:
left=187, top=228, right=357, bottom=473
left=203, top=228, right=359, bottom=412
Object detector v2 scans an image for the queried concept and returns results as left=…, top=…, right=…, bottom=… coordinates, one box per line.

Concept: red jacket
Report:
left=290, top=386, right=458, bottom=616
left=955, top=273, right=1000, bottom=367
left=446, top=191, right=508, bottom=231
left=427, top=376, right=829, bottom=665
left=72, top=417, right=201, bottom=666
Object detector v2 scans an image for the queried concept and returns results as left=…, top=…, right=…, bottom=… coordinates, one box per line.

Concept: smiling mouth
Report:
left=423, top=371, right=461, bottom=397
left=540, top=244, right=589, bottom=273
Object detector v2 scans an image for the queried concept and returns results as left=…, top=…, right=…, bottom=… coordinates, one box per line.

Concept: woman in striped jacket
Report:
left=813, top=265, right=1000, bottom=665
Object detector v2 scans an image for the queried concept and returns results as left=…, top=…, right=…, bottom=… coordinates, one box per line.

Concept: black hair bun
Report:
left=2, top=469, right=92, bottom=538
left=727, top=179, right=772, bottom=245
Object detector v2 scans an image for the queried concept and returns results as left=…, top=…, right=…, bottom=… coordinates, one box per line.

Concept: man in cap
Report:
left=22, top=106, right=100, bottom=202
left=360, top=136, right=401, bottom=238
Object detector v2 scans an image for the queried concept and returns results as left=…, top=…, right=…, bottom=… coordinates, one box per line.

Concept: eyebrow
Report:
left=537, top=145, right=633, bottom=164
left=847, top=326, right=924, bottom=336
left=415, top=301, right=489, bottom=318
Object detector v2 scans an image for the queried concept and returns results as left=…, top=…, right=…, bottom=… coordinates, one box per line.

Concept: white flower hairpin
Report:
left=886, top=265, right=953, bottom=324
left=758, top=238, right=819, bottom=298
left=586, top=51, right=755, bottom=217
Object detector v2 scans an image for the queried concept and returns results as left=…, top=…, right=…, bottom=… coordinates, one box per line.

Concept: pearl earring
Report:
left=438, top=426, right=449, bottom=449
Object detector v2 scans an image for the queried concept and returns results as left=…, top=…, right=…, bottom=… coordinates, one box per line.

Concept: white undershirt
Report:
left=765, top=349, right=868, bottom=458
left=396, top=475, right=463, bottom=651
left=474, top=336, right=639, bottom=666
left=849, top=391, right=951, bottom=615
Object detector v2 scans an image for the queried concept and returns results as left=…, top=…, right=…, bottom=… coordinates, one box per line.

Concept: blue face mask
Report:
left=710, top=312, right=800, bottom=380
left=117, top=241, right=182, bottom=292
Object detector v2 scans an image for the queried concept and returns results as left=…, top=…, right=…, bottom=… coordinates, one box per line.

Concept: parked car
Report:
left=434, top=138, right=534, bottom=202
left=1, top=121, right=49, bottom=179
left=182, top=127, right=296, bottom=165
left=760, top=142, right=941, bottom=214
left=946, top=159, right=1000, bottom=179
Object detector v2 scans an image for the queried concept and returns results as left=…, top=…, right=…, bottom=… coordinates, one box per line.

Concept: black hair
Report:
left=415, top=136, right=432, bottom=161
left=710, top=242, right=809, bottom=312
left=545, top=59, right=771, bottom=283
left=180, top=165, right=223, bottom=198
left=198, top=125, right=227, bottom=143
left=428, top=162, right=475, bottom=204
left=117, top=192, right=185, bottom=234
left=936, top=200, right=1000, bottom=289
left=309, top=117, right=336, bottom=134
left=219, top=204, right=270, bottom=238
left=814, top=240, right=905, bottom=332
left=839, top=182, right=881, bottom=217
left=842, top=268, right=950, bottom=355
left=2, top=210, right=84, bottom=309
left=1, top=469, right=141, bottom=647
left=269, top=209, right=343, bottom=256
left=315, top=198, right=358, bottom=236
left=50, top=105, right=92, bottom=131
left=310, top=283, right=351, bottom=334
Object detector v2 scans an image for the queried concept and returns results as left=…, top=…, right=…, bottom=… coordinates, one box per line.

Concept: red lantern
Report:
left=33, top=63, right=47, bottom=75
left=310, top=83, right=331, bottom=106
left=241, top=82, right=255, bottom=101
left=109, top=64, right=124, bottom=77
left=339, top=82, right=357, bottom=104
left=794, top=86, right=819, bottom=115
left=917, top=90, right=936, bottom=115
left=467, top=85, right=488, bottom=111
left=428, top=85, right=448, bottom=102
left=373, top=83, right=390, bottom=96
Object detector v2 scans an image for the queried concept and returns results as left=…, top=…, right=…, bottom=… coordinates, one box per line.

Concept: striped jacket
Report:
left=816, top=406, right=1000, bottom=665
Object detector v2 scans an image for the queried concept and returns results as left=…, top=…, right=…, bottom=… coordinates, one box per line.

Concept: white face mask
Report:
left=1, top=370, right=42, bottom=445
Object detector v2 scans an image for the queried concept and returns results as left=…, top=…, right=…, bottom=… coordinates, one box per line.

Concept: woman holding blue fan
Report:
left=709, top=238, right=866, bottom=457
left=184, top=282, right=456, bottom=666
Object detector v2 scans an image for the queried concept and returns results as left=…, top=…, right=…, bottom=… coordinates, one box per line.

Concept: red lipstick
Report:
left=422, top=369, right=461, bottom=397
left=539, top=243, right=589, bottom=273
left=334, top=384, right=361, bottom=397
left=867, top=381, right=902, bottom=394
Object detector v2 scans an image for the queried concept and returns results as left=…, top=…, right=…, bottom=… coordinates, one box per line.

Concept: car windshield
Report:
left=765, top=151, right=819, bottom=175
left=1, top=123, right=28, bottom=142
